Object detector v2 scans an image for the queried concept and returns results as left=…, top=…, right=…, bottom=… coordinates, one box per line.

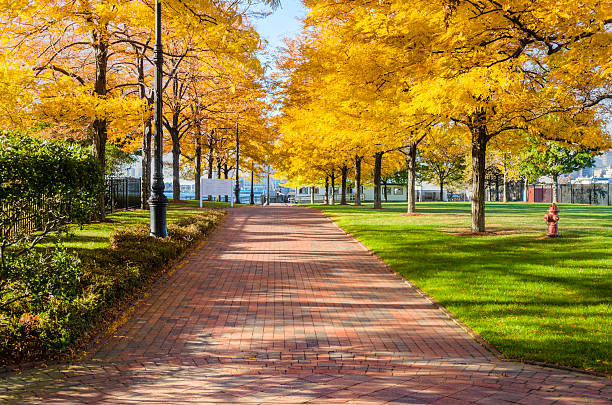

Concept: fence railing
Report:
left=0, top=197, right=69, bottom=240
left=485, top=182, right=612, bottom=206
left=1, top=178, right=142, bottom=239
left=105, top=177, right=142, bottom=213
left=529, top=183, right=611, bottom=206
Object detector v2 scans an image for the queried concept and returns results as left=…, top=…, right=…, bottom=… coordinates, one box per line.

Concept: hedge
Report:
left=0, top=210, right=225, bottom=366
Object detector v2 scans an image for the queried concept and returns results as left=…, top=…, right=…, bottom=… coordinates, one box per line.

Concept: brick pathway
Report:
left=1, top=206, right=610, bottom=404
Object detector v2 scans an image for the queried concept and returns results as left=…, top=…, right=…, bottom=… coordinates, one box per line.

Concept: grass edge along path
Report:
left=308, top=201, right=611, bottom=375
left=0, top=202, right=226, bottom=370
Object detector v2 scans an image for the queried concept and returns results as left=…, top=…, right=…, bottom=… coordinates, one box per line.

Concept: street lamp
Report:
left=149, top=0, right=168, bottom=237
left=265, top=165, right=270, bottom=206
left=234, top=120, right=240, bottom=204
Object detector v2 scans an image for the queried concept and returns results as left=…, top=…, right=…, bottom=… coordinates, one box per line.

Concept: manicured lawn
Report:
left=50, top=201, right=227, bottom=250
left=307, top=201, right=611, bottom=374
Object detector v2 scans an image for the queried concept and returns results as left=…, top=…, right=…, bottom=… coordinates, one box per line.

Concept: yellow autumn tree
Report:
left=287, top=0, right=611, bottom=231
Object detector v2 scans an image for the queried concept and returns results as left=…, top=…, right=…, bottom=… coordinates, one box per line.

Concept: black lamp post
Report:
left=234, top=120, right=240, bottom=204
left=149, top=0, right=168, bottom=237
left=250, top=164, right=255, bottom=205
left=265, top=166, right=270, bottom=206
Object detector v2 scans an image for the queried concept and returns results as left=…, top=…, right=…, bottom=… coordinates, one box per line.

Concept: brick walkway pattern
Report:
left=1, top=206, right=610, bottom=404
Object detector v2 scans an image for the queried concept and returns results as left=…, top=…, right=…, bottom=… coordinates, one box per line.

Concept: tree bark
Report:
left=340, top=165, right=348, bottom=205
left=552, top=174, right=559, bottom=203
left=325, top=177, right=329, bottom=205
left=354, top=155, right=362, bottom=206
left=470, top=115, right=488, bottom=233
left=383, top=180, right=388, bottom=202
left=503, top=172, right=508, bottom=203
left=92, top=39, right=108, bottom=219
left=216, top=160, right=222, bottom=202
left=495, top=172, right=500, bottom=202
left=170, top=119, right=181, bottom=202
left=207, top=135, right=214, bottom=201
left=373, top=152, right=383, bottom=209
left=223, top=163, right=229, bottom=202
left=406, top=144, right=417, bottom=213
left=141, top=118, right=152, bottom=209
left=440, top=182, right=444, bottom=201
left=310, top=186, right=315, bottom=204
left=195, top=135, right=201, bottom=201
left=137, top=51, right=152, bottom=210
left=330, top=169, right=335, bottom=205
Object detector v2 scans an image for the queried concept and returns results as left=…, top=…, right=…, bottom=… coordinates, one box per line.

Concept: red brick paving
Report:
left=1, top=206, right=610, bottom=404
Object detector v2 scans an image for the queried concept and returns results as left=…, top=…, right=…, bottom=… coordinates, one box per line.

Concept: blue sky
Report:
left=252, top=0, right=308, bottom=68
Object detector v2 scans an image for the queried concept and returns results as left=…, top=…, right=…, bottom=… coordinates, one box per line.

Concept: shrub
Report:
left=0, top=132, right=104, bottom=317
left=0, top=132, right=103, bottom=230
left=0, top=210, right=225, bottom=365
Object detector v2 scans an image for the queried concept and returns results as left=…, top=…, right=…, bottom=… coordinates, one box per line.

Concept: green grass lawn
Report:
left=52, top=201, right=228, bottom=250
left=306, top=201, right=611, bottom=374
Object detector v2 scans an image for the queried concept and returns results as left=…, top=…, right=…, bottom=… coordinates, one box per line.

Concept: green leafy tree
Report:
left=105, top=143, right=137, bottom=178
left=520, top=141, right=597, bottom=203
left=419, top=154, right=467, bottom=201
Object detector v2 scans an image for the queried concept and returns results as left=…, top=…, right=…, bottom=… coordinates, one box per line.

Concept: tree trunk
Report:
left=340, top=165, right=348, bottom=205
left=310, top=186, right=315, bottom=204
left=553, top=174, right=559, bottom=203
left=373, top=152, right=383, bottom=209
left=524, top=178, right=528, bottom=202
left=354, top=155, right=362, bottom=206
left=383, top=180, right=388, bottom=202
left=207, top=137, right=214, bottom=201
left=195, top=135, right=201, bottom=202
left=223, top=163, right=229, bottom=202
left=141, top=117, right=152, bottom=209
left=440, top=182, right=444, bottom=201
left=406, top=144, right=417, bottom=213
left=503, top=172, right=508, bottom=203
left=138, top=51, right=152, bottom=210
left=171, top=124, right=181, bottom=202
left=330, top=170, right=335, bottom=205
left=495, top=172, right=500, bottom=202
left=325, top=177, right=329, bottom=205
left=470, top=116, right=488, bottom=233
left=92, top=40, right=108, bottom=219
left=216, top=160, right=222, bottom=202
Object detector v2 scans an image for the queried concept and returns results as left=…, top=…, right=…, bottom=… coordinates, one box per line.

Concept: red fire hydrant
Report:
left=544, top=203, right=560, bottom=237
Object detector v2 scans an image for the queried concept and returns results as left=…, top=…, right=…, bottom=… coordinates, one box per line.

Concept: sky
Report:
left=252, top=0, right=309, bottom=68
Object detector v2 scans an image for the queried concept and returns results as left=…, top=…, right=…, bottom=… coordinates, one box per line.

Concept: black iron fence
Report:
left=529, top=183, right=612, bottom=206
left=485, top=182, right=612, bottom=206
left=0, top=197, right=68, bottom=240
left=1, top=178, right=142, bottom=240
left=485, top=181, right=525, bottom=202
left=105, top=177, right=142, bottom=213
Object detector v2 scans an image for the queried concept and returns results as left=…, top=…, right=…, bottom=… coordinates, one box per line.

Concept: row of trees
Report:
left=0, top=0, right=279, bottom=214
left=274, top=0, right=611, bottom=232
left=398, top=139, right=597, bottom=203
